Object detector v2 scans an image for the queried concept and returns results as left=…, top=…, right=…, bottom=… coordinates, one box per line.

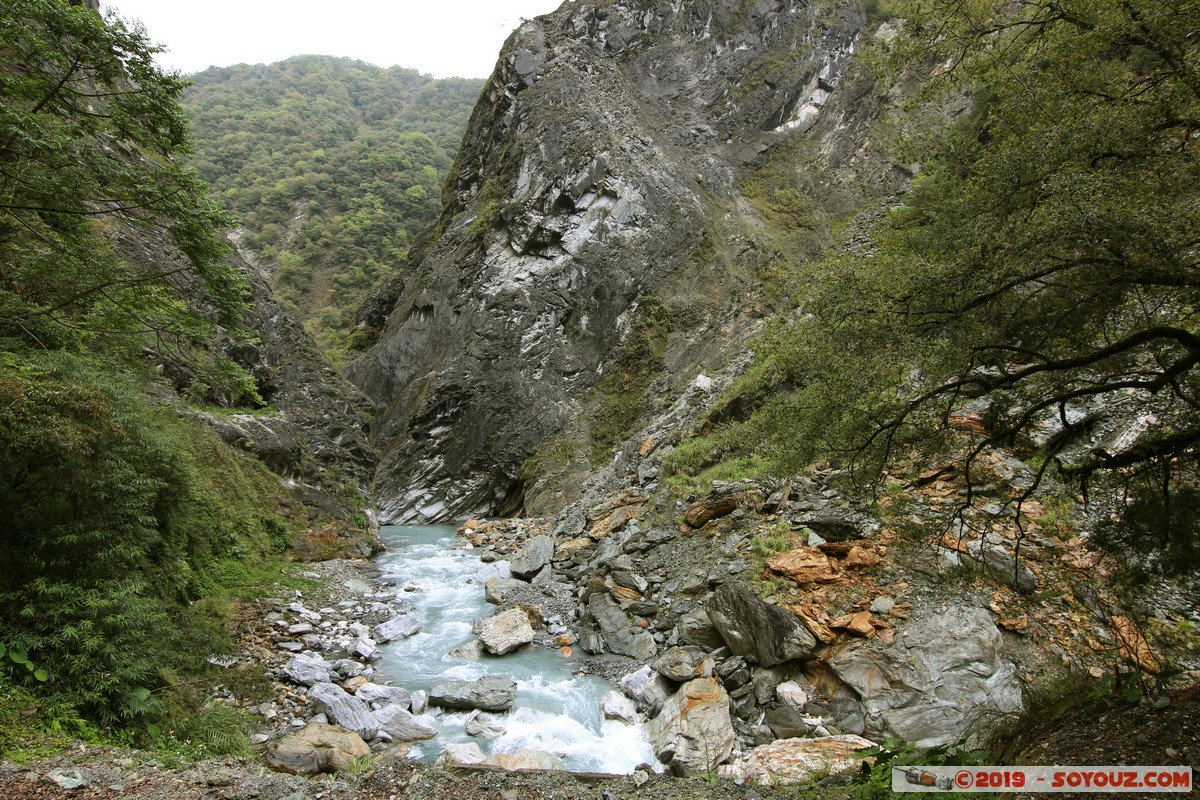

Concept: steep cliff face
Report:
left=115, top=222, right=382, bottom=556
left=348, top=0, right=906, bottom=523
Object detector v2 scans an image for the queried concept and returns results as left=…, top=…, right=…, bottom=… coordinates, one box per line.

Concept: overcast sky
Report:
left=102, top=0, right=567, bottom=79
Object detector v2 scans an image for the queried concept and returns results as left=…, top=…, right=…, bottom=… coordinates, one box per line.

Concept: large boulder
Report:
left=437, top=742, right=487, bottom=766
left=354, top=683, right=410, bottom=708
left=619, top=666, right=672, bottom=716
left=654, top=646, right=715, bottom=682
left=646, top=677, right=735, bottom=777
left=811, top=604, right=1024, bottom=746
left=373, top=614, right=421, bottom=642
left=719, top=735, right=876, bottom=785
left=282, top=653, right=332, bottom=687
left=375, top=703, right=437, bottom=741
left=475, top=607, right=536, bottom=655
left=429, top=676, right=518, bottom=712
left=264, top=722, right=369, bottom=775
left=307, top=682, right=379, bottom=740
left=585, top=592, right=657, bottom=660
left=706, top=583, right=817, bottom=666
left=509, top=535, right=555, bottom=579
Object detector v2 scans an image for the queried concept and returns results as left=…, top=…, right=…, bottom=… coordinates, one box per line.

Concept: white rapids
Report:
left=373, top=524, right=657, bottom=774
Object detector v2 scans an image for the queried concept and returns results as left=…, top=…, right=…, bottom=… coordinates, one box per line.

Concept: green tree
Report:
left=0, top=0, right=245, bottom=352
left=670, top=0, right=1198, bottom=572
left=784, top=0, right=1200, bottom=559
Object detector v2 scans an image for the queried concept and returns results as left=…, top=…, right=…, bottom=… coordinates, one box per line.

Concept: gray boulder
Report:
left=375, top=703, right=437, bottom=741
left=817, top=604, right=1024, bottom=746
left=586, top=592, right=657, bottom=660
left=654, top=646, right=715, bottom=682
left=619, top=666, right=672, bottom=716
left=484, top=577, right=529, bottom=604
left=967, top=540, right=1039, bottom=593
left=437, top=741, right=487, bottom=766
left=429, top=676, right=518, bottom=712
left=307, top=682, right=379, bottom=740
left=475, top=607, right=536, bottom=655
left=354, top=683, right=410, bottom=708
left=509, top=536, right=554, bottom=579
left=677, top=606, right=725, bottom=649
left=282, top=653, right=332, bottom=687
left=373, top=614, right=421, bottom=643
left=647, top=677, right=735, bottom=777
left=601, top=690, right=638, bottom=723
left=706, top=583, right=816, bottom=666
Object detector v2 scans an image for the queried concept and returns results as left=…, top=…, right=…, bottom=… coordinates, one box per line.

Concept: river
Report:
left=372, top=524, right=657, bottom=774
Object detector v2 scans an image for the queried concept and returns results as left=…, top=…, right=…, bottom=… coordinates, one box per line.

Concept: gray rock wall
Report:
left=347, top=0, right=901, bottom=523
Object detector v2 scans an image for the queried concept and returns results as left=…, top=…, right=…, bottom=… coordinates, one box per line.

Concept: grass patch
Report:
left=587, top=300, right=687, bottom=465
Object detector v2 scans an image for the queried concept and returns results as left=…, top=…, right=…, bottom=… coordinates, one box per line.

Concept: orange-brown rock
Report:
left=948, top=411, right=987, bottom=434
left=1111, top=615, right=1162, bottom=673
left=997, top=616, right=1029, bottom=632
left=683, top=493, right=742, bottom=528
left=843, top=545, right=881, bottom=569
left=766, top=547, right=840, bottom=586
left=610, top=584, right=642, bottom=603
left=829, top=611, right=876, bottom=637
left=589, top=504, right=643, bottom=539
left=639, top=435, right=656, bottom=457
left=341, top=675, right=368, bottom=693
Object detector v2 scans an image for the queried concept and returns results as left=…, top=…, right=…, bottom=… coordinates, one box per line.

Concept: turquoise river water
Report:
left=372, top=524, right=657, bottom=773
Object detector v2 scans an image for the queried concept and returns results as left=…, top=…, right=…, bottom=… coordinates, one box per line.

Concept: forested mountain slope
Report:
left=1, top=1, right=377, bottom=733
left=181, top=57, right=482, bottom=359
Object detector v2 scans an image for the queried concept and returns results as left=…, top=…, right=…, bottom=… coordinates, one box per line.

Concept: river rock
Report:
left=484, top=749, right=565, bottom=771
left=373, top=614, right=421, bottom=642
left=815, top=604, right=1023, bottom=746
left=475, top=607, right=536, bottom=655
left=464, top=710, right=506, bottom=738
left=706, top=582, right=816, bottom=666
left=437, top=742, right=487, bottom=766
left=429, top=676, right=518, bottom=712
left=350, top=636, right=380, bottom=662
left=264, top=722, right=369, bottom=775
left=354, top=683, right=410, bottom=708
left=619, top=665, right=672, bottom=716
left=282, top=653, right=332, bottom=686
left=646, top=677, right=735, bottom=777
left=509, top=535, right=554, bottom=579
left=586, top=592, right=657, bottom=660
left=375, top=703, right=437, bottom=741
left=601, top=690, right=638, bottom=723
left=484, top=577, right=528, bottom=604
left=307, top=682, right=379, bottom=740
left=654, top=646, right=715, bottom=682
left=718, top=734, right=877, bottom=785
left=677, top=606, right=725, bottom=648
left=470, top=561, right=513, bottom=584
left=448, top=639, right=486, bottom=660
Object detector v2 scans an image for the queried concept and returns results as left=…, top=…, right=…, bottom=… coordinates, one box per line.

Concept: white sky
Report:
left=102, top=1, right=567, bottom=79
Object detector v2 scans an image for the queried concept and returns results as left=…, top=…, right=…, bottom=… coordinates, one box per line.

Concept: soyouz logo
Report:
left=892, top=766, right=1193, bottom=792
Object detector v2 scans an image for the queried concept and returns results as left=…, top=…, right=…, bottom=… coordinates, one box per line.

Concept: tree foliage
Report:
left=0, top=0, right=243, bottom=351
left=180, top=56, right=482, bottom=359
left=669, top=0, right=1199, bottom=562
left=0, top=1, right=290, bottom=726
